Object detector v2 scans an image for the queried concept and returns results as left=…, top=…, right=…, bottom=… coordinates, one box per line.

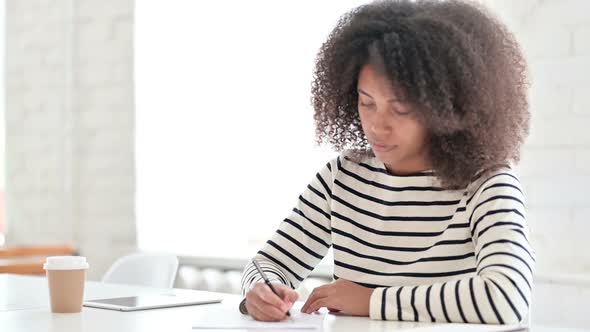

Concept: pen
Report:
left=252, top=258, right=291, bottom=317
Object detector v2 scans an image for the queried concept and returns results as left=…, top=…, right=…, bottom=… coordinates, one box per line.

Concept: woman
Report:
left=240, top=0, right=534, bottom=324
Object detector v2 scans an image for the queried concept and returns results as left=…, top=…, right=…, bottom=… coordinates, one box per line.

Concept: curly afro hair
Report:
left=311, top=0, right=530, bottom=189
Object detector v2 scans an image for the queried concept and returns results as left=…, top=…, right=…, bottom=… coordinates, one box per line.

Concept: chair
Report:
left=102, top=252, right=179, bottom=288
left=0, top=244, right=77, bottom=275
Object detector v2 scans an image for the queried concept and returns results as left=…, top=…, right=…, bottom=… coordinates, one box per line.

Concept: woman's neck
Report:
left=383, top=161, right=433, bottom=176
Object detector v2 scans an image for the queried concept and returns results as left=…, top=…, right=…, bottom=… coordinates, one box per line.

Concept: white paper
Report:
left=192, top=310, right=325, bottom=330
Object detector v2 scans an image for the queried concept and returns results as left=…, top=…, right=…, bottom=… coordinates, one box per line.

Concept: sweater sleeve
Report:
left=240, top=159, right=336, bottom=296
left=368, top=172, right=536, bottom=325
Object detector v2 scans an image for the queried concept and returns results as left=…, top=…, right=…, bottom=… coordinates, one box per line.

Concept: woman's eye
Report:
left=393, top=109, right=410, bottom=116
left=360, top=102, right=375, bottom=107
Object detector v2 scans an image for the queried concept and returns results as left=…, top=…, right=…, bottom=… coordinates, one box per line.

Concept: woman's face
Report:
left=357, top=64, right=432, bottom=174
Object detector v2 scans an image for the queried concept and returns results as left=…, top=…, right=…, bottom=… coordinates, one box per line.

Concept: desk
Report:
left=1, top=274, right=586, bottom=332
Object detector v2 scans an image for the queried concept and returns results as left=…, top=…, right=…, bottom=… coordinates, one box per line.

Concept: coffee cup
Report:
left=43, top=256, right=89, bottom=313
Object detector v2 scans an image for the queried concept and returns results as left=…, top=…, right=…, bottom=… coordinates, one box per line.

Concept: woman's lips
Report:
left=371, top=143, right=397, bottom=152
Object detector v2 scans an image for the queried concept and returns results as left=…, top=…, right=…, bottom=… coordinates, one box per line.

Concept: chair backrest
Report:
left=102, top=253, right=179, bottom=288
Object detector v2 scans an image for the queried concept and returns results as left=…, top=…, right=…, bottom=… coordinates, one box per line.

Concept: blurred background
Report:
left=0, top=0, right=588, bottom=329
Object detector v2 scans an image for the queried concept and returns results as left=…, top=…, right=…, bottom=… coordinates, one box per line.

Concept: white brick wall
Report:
left=483, top=0, right=590, bottom=276
left=5, top=0, right=136, bottom=280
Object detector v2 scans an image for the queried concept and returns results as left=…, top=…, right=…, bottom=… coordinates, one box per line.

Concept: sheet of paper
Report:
left=192, top=310, right=325, bottom=330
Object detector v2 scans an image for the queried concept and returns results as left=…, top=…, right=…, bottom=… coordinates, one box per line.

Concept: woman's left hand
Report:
left=300, top=279, right=373, bottom=316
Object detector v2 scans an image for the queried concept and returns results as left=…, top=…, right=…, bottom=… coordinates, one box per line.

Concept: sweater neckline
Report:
left=378, top=160, right=435, bottom=177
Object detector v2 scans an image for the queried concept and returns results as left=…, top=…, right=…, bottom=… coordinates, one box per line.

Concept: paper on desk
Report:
left=192, top=310, right=325, bottom=330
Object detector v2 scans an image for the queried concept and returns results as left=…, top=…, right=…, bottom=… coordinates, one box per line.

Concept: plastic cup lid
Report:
left=43, top=256, right=89, bottom=270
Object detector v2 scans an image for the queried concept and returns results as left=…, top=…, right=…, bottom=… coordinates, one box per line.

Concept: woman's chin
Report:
left=373, top=150, right=399, bottom=164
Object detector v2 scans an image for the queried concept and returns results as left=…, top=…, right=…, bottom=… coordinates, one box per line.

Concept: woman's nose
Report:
left=371, top=125, right=390, bottom=137
left=370, top=113, right=392, bottom=136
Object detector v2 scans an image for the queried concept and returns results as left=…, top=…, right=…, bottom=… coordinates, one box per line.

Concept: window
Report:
left=135, top=1, right=370, bottom=259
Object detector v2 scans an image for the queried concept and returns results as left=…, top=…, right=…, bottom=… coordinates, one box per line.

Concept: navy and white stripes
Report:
left=240, top=152, right=535, bottom=324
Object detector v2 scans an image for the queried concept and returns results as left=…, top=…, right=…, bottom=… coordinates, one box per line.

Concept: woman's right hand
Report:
left=245, top=282, right=299, bottom=321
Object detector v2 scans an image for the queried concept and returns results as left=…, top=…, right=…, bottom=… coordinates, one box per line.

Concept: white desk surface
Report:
left=1, top=274, right=587, bottom=332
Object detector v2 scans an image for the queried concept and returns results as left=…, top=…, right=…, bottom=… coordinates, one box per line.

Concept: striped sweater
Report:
left=240, top=152, right=535, bottom=324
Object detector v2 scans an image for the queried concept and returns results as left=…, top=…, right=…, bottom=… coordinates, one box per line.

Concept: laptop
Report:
left=83, top=293, right=223, bottom=311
